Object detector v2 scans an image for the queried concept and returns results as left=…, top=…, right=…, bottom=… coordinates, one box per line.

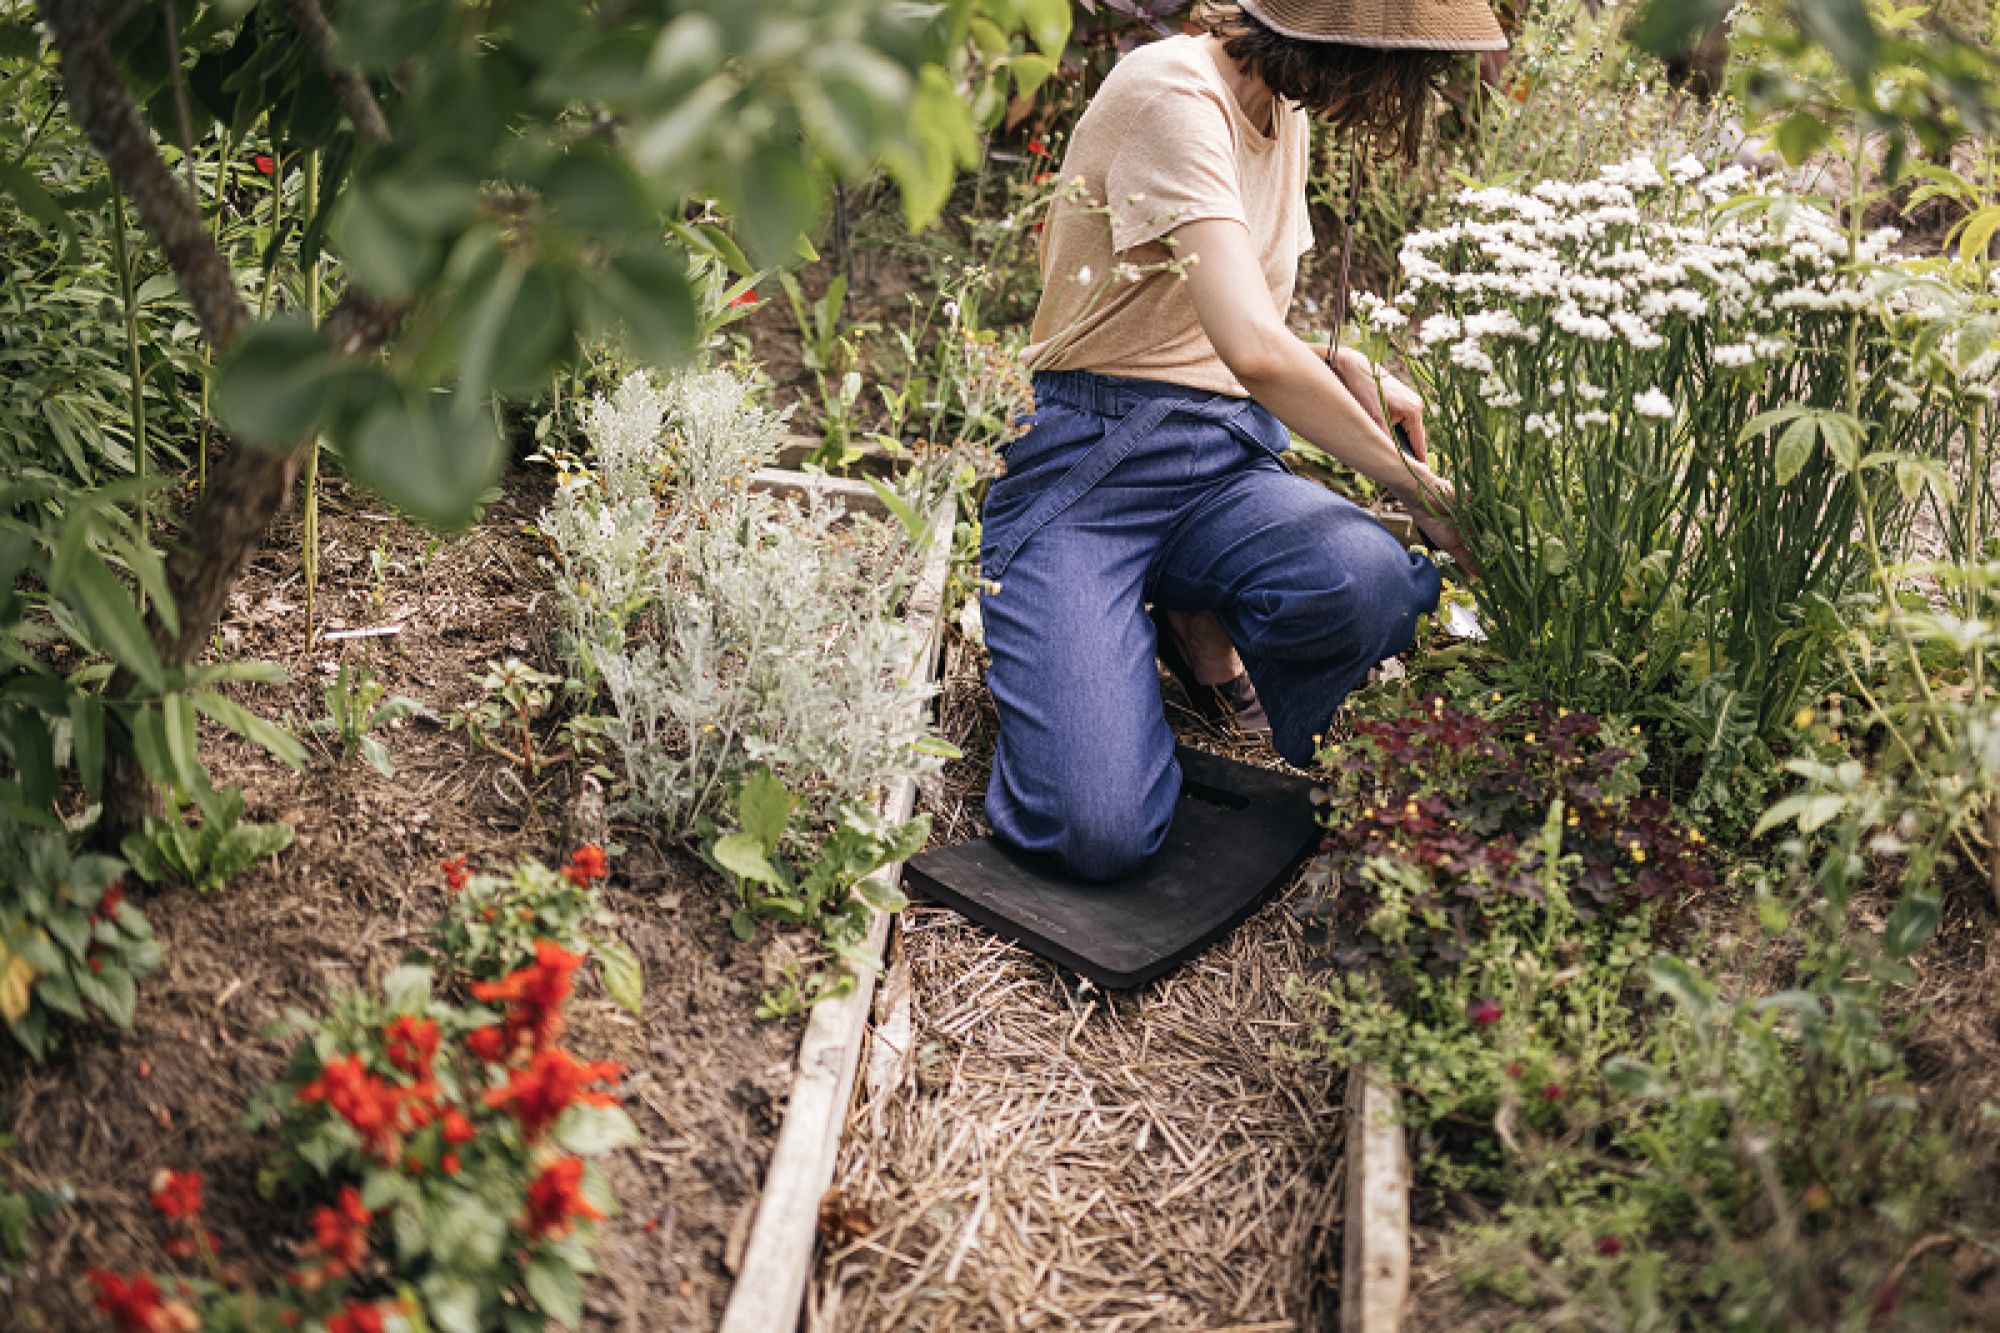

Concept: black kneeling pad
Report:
left=904, top=746, right=1322, bottom=989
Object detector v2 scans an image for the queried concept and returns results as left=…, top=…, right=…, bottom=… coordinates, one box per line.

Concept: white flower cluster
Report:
left=1397, top=153, right=1936, bottom=436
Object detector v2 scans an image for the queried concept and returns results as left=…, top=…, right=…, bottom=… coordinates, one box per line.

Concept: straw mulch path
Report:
left=807, top=631, right=1344, bottom=1332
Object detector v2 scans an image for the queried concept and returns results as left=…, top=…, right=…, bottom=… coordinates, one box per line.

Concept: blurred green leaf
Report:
left=214, top=318, right=333, bottom=446
left=338, top=390, right=507, bottom=529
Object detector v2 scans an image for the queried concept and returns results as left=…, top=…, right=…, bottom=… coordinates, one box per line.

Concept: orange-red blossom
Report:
left=470, top=940, right=585, bottom=1060
left=483, top=1046, right=622, bottom=1140
left=523, top=1158, right=605, bottom=1240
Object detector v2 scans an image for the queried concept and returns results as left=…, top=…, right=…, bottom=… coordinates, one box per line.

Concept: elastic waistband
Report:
left=1031, top=369, right=1246, bottom=419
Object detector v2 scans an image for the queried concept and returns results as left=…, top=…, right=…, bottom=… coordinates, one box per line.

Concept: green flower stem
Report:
left=110, top=182, right=147, bottom=609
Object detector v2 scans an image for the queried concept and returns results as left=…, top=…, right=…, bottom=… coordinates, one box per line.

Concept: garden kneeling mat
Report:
left=905, top=746, right=1321, bottom=988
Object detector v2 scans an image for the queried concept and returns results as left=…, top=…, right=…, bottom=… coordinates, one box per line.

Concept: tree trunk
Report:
left=39, top=0, right=400, bottom=846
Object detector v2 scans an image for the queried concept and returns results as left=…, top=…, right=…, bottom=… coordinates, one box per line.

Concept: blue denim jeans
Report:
left=980, top=369, right=1441, bottom=881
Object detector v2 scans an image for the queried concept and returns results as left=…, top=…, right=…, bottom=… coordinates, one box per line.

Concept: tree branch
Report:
left=286, top=0, right=390, bottom=145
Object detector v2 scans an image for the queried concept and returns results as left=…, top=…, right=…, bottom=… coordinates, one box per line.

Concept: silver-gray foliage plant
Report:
left=544, top=368, right=942, bottom=840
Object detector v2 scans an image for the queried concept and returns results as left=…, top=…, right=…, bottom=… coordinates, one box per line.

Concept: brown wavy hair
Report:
left=1196, top=1, right=1455, bottom=164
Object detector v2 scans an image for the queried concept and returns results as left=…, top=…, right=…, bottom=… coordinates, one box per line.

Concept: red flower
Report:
left=327, top=1301, right=388, bottom=1333
left=1468, top=998, right=1503, bottom=1027
left=523, top=1158, right=605, bottom=1240
left=298, top=1055, right=406, bottom=1162
left=384, top=1015, right=440, bottom=1077
left=564, top=844, right=609, bottom=887
left=440, top=855, right=471, bottom=891
left=1027, top=136, right=1049, bottom=157
left=311, top=1186, right=371, bottom=1276
left=465, top=1025, right=506, bottom=1064
left=471, top=940, right=585, bottom=1058
left=728, top=289, right=760, bottom=308
left=96, top=884, right=125, bottom=921
left=89, top=1271, right=167, bottom=1333
left=1033, top=172, right=1053, bottom=184
left=484, top=1047, right=622, bottom=1140
left=442, top=1151, right=461, bottom=1175
left=149, top=1169, right=202, bottom=1221
left=253, top=154, right=276, bottom=176
left=442, top=1108, right=476, bottom=1146
left=1542, top=1083, right=1565, bottom=1101
left=1505, top=1062, right=1524, bottom=1079
left=1597, top=1235, right=1622, bottom=1256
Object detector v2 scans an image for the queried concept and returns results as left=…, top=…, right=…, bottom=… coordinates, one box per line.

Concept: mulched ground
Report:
left=808, top=629, right=1347, bottom=1332
left=0, top=464, right=799, bottom=1331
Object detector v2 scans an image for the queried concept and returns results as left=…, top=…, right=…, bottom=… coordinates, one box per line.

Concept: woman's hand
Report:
left=1331, top=349, right=1427, bottom=464
left=1391, top=472, right=1483, bottom=580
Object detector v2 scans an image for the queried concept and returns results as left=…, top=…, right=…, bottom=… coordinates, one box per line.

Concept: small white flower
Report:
left=1076, top=265, right=1093, bottom=286
left=1450, top=340, right=1496, bottom=374
left=1577, top=409, right=1612, bottom=428
left=1668, top=154, right=1707, bottom=184
left=1418, top=314, right=1463, bottom=348
left=1633, top=387, right=1675, bottom=419
left=1479, top=375, right=1522, bottom=408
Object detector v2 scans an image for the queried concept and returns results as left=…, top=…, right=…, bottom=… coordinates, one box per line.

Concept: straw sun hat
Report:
left=1237, top=0, right=1508, bottom=50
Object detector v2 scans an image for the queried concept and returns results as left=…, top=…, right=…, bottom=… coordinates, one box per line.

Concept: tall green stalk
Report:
left=110, top=183, right=147, bottom=611
left=303, top=150, right=322, bottom=648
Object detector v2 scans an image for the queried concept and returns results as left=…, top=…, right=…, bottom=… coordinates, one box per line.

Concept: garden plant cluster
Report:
left=82, top=846, right=640, bottom=1333
left=1, top=0, right=1999, bottom=1327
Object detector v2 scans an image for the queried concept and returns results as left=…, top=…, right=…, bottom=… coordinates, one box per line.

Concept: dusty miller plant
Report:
left=544, top=367, right=944, bottom=841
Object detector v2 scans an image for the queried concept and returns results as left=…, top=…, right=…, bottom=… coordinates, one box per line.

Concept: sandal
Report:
left=1148, top=604, right=1271, bottom=737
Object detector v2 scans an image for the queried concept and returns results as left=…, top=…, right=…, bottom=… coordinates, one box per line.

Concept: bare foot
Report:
left=1162, top=608, right=1246, bottom=686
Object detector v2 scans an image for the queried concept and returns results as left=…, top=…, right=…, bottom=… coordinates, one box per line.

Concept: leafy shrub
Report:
left=431, top=846, right=643, bottom=1017
left=1295, top=696, right=1713, bottom=1138
left=0, top=815, right=157, bottom=1059
left=120, top=786, right=295, bottom=895
left=1399, top=154, right=1965, bottom=746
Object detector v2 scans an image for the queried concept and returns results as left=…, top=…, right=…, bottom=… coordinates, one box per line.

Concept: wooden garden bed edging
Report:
left=1342, top=1065, right=1412, bottom=1333
left=718, top=474, right=956, bottom=1333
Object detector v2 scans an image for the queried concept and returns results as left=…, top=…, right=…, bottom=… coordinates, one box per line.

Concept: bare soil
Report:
left=0, top=466, right=799, bottom=1332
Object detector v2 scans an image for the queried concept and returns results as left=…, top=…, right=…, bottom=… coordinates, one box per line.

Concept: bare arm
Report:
left=1174, top=217, right=1475, bottom=572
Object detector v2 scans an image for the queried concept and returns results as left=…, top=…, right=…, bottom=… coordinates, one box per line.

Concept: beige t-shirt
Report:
left=1023, top=35, right=1315, bottom=397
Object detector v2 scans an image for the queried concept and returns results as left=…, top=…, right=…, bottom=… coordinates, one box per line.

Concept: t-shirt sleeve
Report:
left=1103, top=80, right=1245, bottom=255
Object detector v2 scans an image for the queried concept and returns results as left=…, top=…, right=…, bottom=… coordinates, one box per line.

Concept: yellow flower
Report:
left=1794, top=707, right=1815, bottom=730
left=1630, top=842, right=1646, bottom=863
left=1405, top=800, right=1419, bottom=816
left=0, top=949, right=37, bottom=1025
left=1361, top=808, right=1375, bottom=820
left=1525, top=733, right=1536, bottom=745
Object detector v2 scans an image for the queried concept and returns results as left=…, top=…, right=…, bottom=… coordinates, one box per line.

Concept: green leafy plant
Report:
left=120, top=786, right=296, bottom=895
left=449, top=658, right=570, bottom=779
left=779, top=269, right=879, bottom=461
left=431, top=846, right=644, bottom=1017
left=0, top=814, right=158, bottom=1060
left=703, top=767, right=927, bottom=1011
left=1294, top=697, right=1712, bottom=1143
left=304, top=659, right=421, bottom=779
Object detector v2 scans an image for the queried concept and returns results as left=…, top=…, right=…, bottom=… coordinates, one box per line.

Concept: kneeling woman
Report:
left=982, top=0, right=1502, bottom=880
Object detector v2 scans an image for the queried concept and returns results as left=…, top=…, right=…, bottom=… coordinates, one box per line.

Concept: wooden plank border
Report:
left=718, top=478, right=956, bottom=1333
left=1341, top=1065, right=1411, bottom=1333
